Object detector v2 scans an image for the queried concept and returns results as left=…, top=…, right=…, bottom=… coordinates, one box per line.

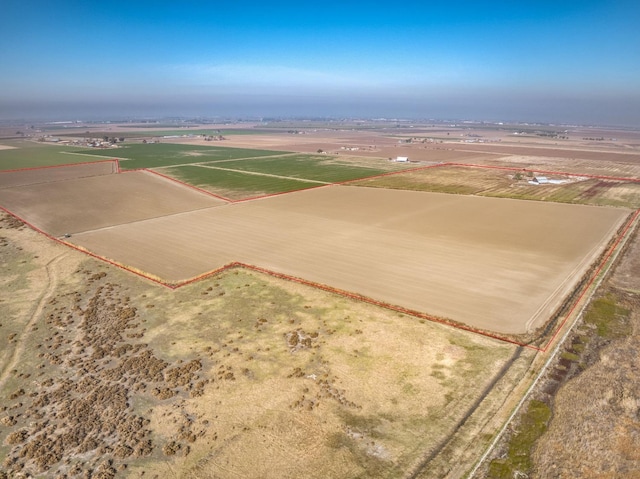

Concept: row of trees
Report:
left=103, top=136, right=125, bottom=143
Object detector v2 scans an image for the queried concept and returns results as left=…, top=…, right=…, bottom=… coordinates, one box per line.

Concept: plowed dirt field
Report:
left=60, top=185, right=630, bottom=334
left=0, top=168, right=226, bottom=236
left=0, top=162, right=630, bottom=334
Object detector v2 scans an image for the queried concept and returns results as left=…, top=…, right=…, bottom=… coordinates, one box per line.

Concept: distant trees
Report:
left=102, top=136, right=119, bottom=143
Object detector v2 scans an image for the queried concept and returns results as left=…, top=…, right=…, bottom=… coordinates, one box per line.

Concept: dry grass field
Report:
left=531, top=298, right=640, bottom=479
left=478, top=155, right=640, bottom=179
left=0, top=216, right=532, bottom=479
left=354, top=164, right=640, bottom=209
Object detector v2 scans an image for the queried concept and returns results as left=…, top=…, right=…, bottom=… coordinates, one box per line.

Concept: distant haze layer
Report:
left=1, top=1, right=639, bottom=126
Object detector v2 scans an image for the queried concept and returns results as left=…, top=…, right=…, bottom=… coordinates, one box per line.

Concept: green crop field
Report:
left=74, top=143, right=289, bottom=170
left=203, top=154, right=391, bottom=183
left=0, top=140, right=105, bottom=171
left=0, top=141, right=409, bottom=200
left=155, top=153, right=410, bottom=199
left=163, top=165, right=322, bottom=200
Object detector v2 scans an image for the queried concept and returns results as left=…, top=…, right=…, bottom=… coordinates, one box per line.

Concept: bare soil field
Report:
left=337, top=147, right=504, bottom=164
left=0, top=216, right=531, bottom=478
left=172, top=128, right=640, bottom=176
left=480, top=218, right=640, bottom=479
left=63, top=186, right=629, bottom=335
left=178, top=131, right=506, bottom=164
left=448, top=143, right=640, bottom=164
left=0, top=168, right=226, bottom=236
left=0, top=144, right=17, bottom=151
left=0, top=160, right=117, bottom=189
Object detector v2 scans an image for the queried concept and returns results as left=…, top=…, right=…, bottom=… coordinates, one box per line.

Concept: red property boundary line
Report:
left=139, top=168, right=233, bottom=203
left=160, top=204, right=640, bottom=351
left=0, top=202, right=174, bottom=289
left=538, top=208, right=640, bottom=352
left=230, top=263, right=537, bottom=349
left=164, top=207, right=638, bottom=352
left=2, top=158, right=640, bottom=350
left=336, top=162, right=451, bottom=186
left=231, top=184, right=332, bottom=203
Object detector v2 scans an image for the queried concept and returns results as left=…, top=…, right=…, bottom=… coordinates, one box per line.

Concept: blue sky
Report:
left=1, top=0, right=639, bottom=125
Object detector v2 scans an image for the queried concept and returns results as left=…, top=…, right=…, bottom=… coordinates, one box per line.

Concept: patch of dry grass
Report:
left=0, top=218, right=524, bottom=478
left=354, top=165, right=640, bottom=208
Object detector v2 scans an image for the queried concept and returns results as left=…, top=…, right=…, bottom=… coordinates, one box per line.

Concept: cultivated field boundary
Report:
left=1, top=158, right=639, bottom=351
left=0, top=158, right=119, bottom=174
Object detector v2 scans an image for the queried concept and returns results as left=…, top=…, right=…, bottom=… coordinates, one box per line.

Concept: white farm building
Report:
left=529, top=176, right=569, bottom=185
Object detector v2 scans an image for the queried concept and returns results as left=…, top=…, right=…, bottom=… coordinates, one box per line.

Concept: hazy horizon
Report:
left=2, top=1, right=639, bottom=127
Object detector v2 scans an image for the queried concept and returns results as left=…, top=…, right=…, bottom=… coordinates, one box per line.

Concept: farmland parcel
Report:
left=0, top=220, right=527, bottom=479
left=0, top=164, right=629, bottom=334
left=2, top=124, right=640, bottom=478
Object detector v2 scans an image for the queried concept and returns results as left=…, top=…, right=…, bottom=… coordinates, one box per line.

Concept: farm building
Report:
left=395, top=156, right=409, bottom=162
left=529, top=176, right=569, bottom=185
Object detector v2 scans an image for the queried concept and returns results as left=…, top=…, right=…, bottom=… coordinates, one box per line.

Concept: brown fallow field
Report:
left=0, top=162, right=629, bottom=335
left=0, top=163, right=226, bottom=236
